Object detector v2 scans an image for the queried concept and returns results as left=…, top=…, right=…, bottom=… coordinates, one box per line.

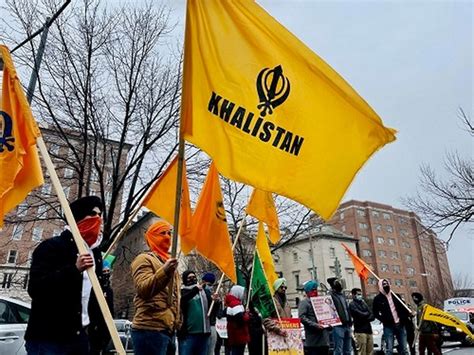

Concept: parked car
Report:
left=0, top=296, right=31, bottom=355
left=106, top=319, right=134, bottom=353
left=440, top=310, right=474, bottom=346
left=371, top=319, right=384, bottom=354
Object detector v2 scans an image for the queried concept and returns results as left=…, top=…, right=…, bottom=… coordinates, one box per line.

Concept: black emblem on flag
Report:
left=256, top=65, right=290, bottom=117
left=0, top=111, right=15, bottom=153
left=216, top=201, right=227, bottom=222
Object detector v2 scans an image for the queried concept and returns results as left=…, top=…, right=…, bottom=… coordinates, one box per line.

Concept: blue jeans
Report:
left=25, top=330, right=88, bottom=354
left=179, top=333, right=210, bottom=355
left=332, top=325, right=352, bottom=355
left=131, top=329, right=174, bottom=355
left=383, top=323, right=409, bottom=355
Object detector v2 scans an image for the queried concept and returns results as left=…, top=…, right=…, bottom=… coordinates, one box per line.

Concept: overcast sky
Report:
left=162, top=0, right=473, bottom=281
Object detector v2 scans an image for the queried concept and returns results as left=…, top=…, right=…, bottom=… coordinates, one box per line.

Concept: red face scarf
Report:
left=145, top=220, right=172, bottom=261
left=307, top=290, right=319, bottom=298
left=77, top=216, right=102, bottom=247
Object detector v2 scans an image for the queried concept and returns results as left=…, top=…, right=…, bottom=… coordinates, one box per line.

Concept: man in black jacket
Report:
left=24, top=196, right=110, bottom=354
left=349, top=288, right=374, bottom=355
left=327, top=277, right=352, bottom=355
left=372, top=279, right=410, bottom=355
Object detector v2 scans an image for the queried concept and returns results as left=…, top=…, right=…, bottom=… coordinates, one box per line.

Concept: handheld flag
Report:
left=341, top=242, right=370, bottom=281
left=192, top=162, right=236, bottom=282
left=142, top=156, right=194, bottom=254
left=250, top=252, right=277, bottom=319
left=422, top=304, right=474, bottom=339
left=246, top=189, right=280, bottom=244
left=181, top=0, right=396, bottom=220
left=256, top=222, right=278, bottom=292
left=0, top=46, right=44, bottom=227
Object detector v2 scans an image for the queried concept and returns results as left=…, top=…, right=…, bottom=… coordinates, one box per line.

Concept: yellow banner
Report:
left=256, top=222, right=278, bottom=293
left=181, top=0, right=396, bottom=220
left=422, top=304, right=474, bottom=339
left=246, top=188, right=280, bottom=244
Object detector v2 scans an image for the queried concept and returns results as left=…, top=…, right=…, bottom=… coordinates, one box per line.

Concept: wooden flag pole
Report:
left=207, top=214, right=247, bottom=316
left=245, top=250, right=257, bottom=309
left=36, top=137, right=126, bottom=355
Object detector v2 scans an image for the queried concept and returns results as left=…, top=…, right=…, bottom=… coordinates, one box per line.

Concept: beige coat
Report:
left=131, top=252, right=182, bottom=332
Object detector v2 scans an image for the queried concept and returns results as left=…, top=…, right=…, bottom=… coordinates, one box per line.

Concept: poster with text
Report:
left=215, top=317, right=228, bottom=338
left=267, top=318, right=303, bottom=355
left=310, top=295, right=342, bottom=327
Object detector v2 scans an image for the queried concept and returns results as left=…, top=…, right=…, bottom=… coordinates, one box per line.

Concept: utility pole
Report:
left=309, top=234, right=317, bottom=280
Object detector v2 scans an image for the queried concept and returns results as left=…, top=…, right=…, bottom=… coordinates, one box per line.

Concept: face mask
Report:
left=77, top=216, right=102, bottom=247
left=185, top=275, right=197, bottom=286
left=355, top=294, right=363, bottom=301
left=383, top=285, right=390, bottom=294
left=307, top=290, right=318, bottom=297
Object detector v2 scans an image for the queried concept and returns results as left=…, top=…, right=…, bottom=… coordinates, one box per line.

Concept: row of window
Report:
left=292, top=247, right=351, bottom=262
left=358, top=223, right=409, bottom=236
left=5, top=250, right=33, bottom=265
left=1, top=273, right=29, bottom=289
left=367, top=277, right=417, bottom=287
left=351, top=209, right=409, bottom=224
left=11, top=226, right=48, bottom=242
left=360, top=236, right=411, bottom=249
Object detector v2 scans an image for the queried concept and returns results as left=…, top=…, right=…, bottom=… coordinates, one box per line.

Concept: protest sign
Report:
left=310, top=295, right=342, bottom=327
left=267, top=318, right=303, bottom=355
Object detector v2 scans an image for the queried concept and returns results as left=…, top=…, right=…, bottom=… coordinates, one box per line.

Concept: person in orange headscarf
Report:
left=130, top=220, right=182, bottom=355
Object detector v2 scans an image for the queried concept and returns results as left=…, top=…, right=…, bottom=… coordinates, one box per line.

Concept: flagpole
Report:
left=207, top=214, right=247, bottom=316
left=246, top=250, right=257, bottom=309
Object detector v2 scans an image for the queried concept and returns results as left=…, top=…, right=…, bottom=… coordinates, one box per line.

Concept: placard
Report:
left=267, top=318, right=304, bottom=355
left=310, top=295, right=342, bottom=327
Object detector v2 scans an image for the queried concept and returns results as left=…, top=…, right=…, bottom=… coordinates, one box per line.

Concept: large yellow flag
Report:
left=192, top=162, right=236, bottom=282
left=256, top=222, right=278, bottom=293
left=246, top=188, right=280, bottom=244
left=181, top=1, right=396, bottom=220
left=0, top=46, right=44, bottom=227
left=142, top=156, right=194, bottom=254
left=422, top=304, right=474, bottom=339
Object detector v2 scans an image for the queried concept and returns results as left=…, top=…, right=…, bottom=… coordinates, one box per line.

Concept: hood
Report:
left=378, top=279, right=390, bottom=296
left=229, top=285, right=245, bottom=301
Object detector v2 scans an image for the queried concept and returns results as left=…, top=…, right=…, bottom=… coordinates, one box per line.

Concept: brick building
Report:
left=329, top=200, right=453, bottom=306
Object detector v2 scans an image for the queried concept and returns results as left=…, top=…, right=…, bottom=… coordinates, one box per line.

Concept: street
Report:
left=442, top=342, right=474, bottom=354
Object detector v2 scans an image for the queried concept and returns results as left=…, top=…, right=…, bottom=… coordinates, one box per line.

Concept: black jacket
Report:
left=349, top=299, right=374, bottom=334
left=372, top=292, right=410, bottom=327
left=25, top=230, right=108, bottom=344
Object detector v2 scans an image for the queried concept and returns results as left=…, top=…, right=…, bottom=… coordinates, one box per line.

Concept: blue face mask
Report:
left=355, top=294, right=363, bottom=301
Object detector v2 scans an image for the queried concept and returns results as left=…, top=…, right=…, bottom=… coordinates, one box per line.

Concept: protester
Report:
left=261, top=278, right=290, bottom=337
left=398, top=294, right=416, bottom=355
left=248, top=299, right=267, bottom=355
left=327, top=277, right=352, bottom=355
left=372, top=279, right=410, bottom=355
left=179, top=270, right=215, bottom=355
left=130, top=220, right=181, bottom=355
left=24, top=196, right=110, bottom=354
left=225, top=285, right=250, bottom=355
left=202, top=272, right=221, bottom=355
left=349, top=288, right=374, bottom=355
left=298, top=280, right=330, bottom=355
left=412, top=292, right=442, bottom=355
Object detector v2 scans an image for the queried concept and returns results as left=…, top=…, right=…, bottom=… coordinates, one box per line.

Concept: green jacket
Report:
left=417, top=302, right=440, bottom=334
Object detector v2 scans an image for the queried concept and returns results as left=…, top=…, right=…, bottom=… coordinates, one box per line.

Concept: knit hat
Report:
left=273, top=278, right=286, bottom=291
left=327, top=277, right=338, bottom=287
left=303, top=280, right=319, bottom=293
left=69, top=196, right=102, bottom=222
left=202, top=272, right=216, bottom=284
left=411, top=292, right=423, bottom=301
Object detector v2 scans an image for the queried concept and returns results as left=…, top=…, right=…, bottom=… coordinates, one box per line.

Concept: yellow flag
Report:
left=142, top=156, right=194, bottom=254
left=246, top=188, right=280, bottom=244
left=192, top=162, right=236, bottom=283
left=0, top=46, right=44, bottom=227
left=422, top=304, right=474, bottom=339
left=181, top=1, right=396, bottom=220
left=256, top=222, right=278, bottom=293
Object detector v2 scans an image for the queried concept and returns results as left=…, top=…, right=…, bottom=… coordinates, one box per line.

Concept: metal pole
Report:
left=26, top=18, right=50, bottom=103
left=309, top=234, right=317, bottom=280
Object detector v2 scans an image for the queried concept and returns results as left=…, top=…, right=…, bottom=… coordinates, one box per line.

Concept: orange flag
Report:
left=142, top=156, right=194, bottom=254
left=0, top=46, right=44, bottom=227
left=341, top=242, right=370, bottom=281
left=246, top=188, right=280, bottom=244
left=192, top=162, right=236, bottom=282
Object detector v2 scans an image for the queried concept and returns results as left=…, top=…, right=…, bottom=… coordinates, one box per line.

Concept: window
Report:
left=361, top=236, right=370, bottom=243
left=383, top=213, right=391, bottom=220
left=405, top=255, right=413, bottom=263
left=409, top=280, right=417, bottom=288
left=1, top=273, right=13, bottom=289
left=49, top=143, right=61, bottom=155
left=12, top=225, right=23, bottom=241
left=368, top=277, right=377, bottom=285
left=362, top=250, right=372, bottom=257
left=293, top=252, right=298, bottom=262
left=399, top=217, right=408, bottom=224
left=391, top=252, right=399, bottom=260
left=64, top=168, right=74, bottom=178
left=378, top=250, right=387, bottom=258
left=400, top=229, right=408, bottom=237
left=17, top=203, right=28, bottom=217
left=7, top=250, right=17, bottom=264
left=388, top=238, right=395, bottom=246
left=340, top=212, right=345, bottom=220
left=27, top=251, right=33, bottom=266
left=407, top=267, right=415, bottom=276
left=377, top=236, right=385, bottom=244
left=37, top=205, right=48, bottom=218
left=32, top=228, right=43, bottom=242
left=357, top=209, right=366, bottom=217
left=372, top=210, right=380, bottom=218
left=381, top=264, right=389, bottom=272
left=63, top=187, right=70, bottom=199
left=395, top=279, right=403, bottom=286
left=91, top=169, right=100, bottom=182
left=294, top=274, right=300, bottom=287
left=23, top=274, right=29, bottom=290
left=392, top=265, right=401, bottom=274
left=375, top=224, right=382, bottom=231
left=386, top=225, right=393, bottom=233
left=358, top=222, right=368, bottom=229
left=341, top=225, right=346, bottom=232
left=42, top=183, right=51, bottom=195
left=402, top=241, right=410, bottom=248
left=329, top=247, right=336, bottom=258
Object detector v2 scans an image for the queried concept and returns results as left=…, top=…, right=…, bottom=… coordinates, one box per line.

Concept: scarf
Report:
left=145, top=220, right=172, bottom=261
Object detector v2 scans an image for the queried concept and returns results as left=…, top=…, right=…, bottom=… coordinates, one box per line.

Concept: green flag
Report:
left=250, top=252, right=276, bottom=319
left=236, top=266, right=247, bottom=287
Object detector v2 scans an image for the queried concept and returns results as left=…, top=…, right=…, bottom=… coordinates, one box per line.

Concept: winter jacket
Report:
left=180, top=284, right=212, bottom=335
left=298, top=297, right=330, bottom=348
left=349, top=299, right=374, bottom=334
left=25, top=230, right=108, bottom=344
left=329, top=290, right=352, bottom=326
left=416, top=302, right=440, bottom=335
left=372, top=281, right=409, bottom=327
left=131, top=252, right=182, bottom=333
left=225, top=293, right=250, bottom=346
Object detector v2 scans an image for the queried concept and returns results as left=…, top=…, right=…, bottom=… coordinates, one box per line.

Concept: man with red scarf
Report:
left=25, top=196, right=110, bottom=354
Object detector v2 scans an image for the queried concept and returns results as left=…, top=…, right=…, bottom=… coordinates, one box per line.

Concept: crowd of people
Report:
left=23, top=196, right=444, bottom=355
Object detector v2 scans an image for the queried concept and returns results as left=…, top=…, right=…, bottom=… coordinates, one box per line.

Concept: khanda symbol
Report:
left=215, top=201, right=227, bottom=222
left=256, top=65, right=291, bottom=117
left=0, top=111, right=15, bottom=153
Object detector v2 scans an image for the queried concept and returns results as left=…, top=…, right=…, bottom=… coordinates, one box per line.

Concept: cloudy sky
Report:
left=162, top=0, right=473, bottom=280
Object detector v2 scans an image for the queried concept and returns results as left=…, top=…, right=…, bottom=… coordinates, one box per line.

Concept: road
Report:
left=442, top=342, right=474, bottom=354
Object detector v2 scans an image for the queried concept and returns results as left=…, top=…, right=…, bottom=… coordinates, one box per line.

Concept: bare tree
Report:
left=1, top=0, right=182, bottom=246
left=452, top=272, right=474, bottom=294
left=403, top=109, right=473, bottom=245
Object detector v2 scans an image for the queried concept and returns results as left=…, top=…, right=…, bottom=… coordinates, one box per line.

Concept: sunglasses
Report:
left=280, top=285, right=287, bottom=289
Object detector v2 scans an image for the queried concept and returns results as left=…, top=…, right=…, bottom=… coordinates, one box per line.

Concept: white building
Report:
left=273, top=225, right=361, bottom=307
